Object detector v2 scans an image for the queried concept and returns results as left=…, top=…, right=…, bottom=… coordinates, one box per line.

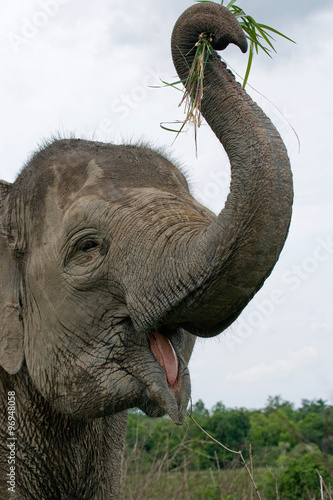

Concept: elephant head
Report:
left=0, top=3, right=292, bottom=429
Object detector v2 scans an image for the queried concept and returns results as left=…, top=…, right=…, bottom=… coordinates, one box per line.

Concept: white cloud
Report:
left=226, top=346, right=318, bottom=384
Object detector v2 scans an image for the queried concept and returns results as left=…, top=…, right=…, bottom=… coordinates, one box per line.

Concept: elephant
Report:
left=0, top=3, right=293, bottom=499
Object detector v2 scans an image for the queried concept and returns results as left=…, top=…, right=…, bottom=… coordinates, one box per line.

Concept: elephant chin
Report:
left=139, top=401, right=169, bottom=420
left=138, top=378, right=190, bottom=425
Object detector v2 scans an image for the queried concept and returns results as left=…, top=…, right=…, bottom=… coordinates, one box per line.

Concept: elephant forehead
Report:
left=51, top=158, right=123, bottom=211
left=20, top=140, right=190, bottom=246
left=49, top=153, right=187, bottom=210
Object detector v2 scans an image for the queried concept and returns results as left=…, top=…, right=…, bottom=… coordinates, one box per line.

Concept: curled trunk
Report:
left=163, top=3, right=293, bottom=336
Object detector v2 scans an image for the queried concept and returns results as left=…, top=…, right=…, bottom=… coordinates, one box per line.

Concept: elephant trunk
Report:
left=124, top=3, right=292, bottom=340
left=164, top=3, right=293, bottom=337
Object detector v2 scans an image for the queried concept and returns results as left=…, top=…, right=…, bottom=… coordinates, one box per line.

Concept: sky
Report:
left=1, top=0, right=332, bottom=411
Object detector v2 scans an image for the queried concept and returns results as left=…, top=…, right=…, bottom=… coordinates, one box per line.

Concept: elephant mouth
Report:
left=149, top=331, right=179, bottom=387
left=135, top=328, right=191, bottom=425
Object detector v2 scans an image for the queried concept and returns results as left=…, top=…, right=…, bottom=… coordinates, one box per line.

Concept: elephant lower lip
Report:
left=149, top=331, right=179, bottom=386
left=143, top=366, right=189, bottom=425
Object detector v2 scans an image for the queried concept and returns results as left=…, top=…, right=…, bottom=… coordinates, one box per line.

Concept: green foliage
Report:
left=192, top=399, right=210, bottom=420
left=297, top=399, right=333, bottom=454
left=159, top=0, right=295, bottom=143
left=250, top=410, right=297, bottom=449
left=126, top=409, right=189, bottom=471
left=266, top=394, right=294, bottom=413
left=263, top=444, right=332, bottom=499
left=125, top=397, right=333, bottom=498
left=205, top=406, right=250, bottom=466
left=194, top=483, right=221, bottom=500
left=199, top=0, right=295, bottom=88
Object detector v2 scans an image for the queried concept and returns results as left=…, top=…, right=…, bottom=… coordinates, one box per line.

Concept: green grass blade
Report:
left=160, top=122, right=185, bottom=133
left=259, top=24, right=296, bottom=43
left=149, top=79, right=185, bottom=92
left=255, top=26, right=276, bottom=52
left=242, top=41, right=254, bottom=88
left=226, top=0, right=238, bottom=8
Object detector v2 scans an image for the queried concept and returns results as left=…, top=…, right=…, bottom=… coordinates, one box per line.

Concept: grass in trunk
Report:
left=159, top=0, right=295, bottom=149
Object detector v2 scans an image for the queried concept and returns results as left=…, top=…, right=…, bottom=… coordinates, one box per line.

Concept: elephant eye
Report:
left=79, top=240, right=99, bottom=252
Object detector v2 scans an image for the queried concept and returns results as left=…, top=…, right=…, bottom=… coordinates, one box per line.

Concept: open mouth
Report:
left=135, top=328, right=190, bottom=424
left=149, top=331, right=179, bottom=387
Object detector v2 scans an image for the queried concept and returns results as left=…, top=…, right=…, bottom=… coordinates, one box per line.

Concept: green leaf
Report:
left=242, top=41, right=254, bottom=88
left=226, top=0, right=238, bottom=8
left=256, top=26, right=276, bottom=52
left=259, top=24, right=296, bottom=43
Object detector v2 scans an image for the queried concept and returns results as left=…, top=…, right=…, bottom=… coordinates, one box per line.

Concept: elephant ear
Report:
left=0, top=180, right=24, bottom=374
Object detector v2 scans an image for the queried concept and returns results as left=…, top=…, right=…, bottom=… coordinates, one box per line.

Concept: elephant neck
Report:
left=0, top=365, right=127, bottom=500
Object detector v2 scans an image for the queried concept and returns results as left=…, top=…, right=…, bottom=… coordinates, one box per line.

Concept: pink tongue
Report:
left=150, top=332, right=178, bottom=386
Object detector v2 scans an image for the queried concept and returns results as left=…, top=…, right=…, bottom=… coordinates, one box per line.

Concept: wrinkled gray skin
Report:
left=0, top=3, right=293, bottom=499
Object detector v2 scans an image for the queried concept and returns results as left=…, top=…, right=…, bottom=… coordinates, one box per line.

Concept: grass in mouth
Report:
left=158, top=0, right=295, bottom=148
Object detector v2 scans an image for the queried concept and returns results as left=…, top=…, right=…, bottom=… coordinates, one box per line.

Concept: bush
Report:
left=263, top=444, right=332, bottom=499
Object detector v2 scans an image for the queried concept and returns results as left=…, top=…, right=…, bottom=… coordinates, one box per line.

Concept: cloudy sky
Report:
left=1, top=0, right=332, bottom=411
